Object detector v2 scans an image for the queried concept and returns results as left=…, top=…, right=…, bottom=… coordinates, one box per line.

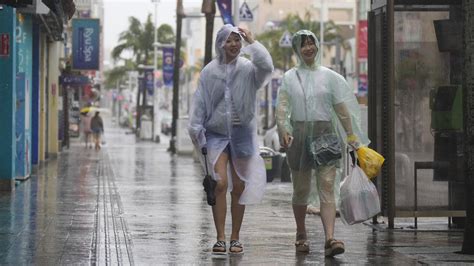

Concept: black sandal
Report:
left=229, top=240, right=244, bottom=254
left=212, top=240, right=226, bottom=254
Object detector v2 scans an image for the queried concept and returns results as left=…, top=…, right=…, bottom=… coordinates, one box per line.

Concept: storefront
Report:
left=368, top=0, right=466, bottom=228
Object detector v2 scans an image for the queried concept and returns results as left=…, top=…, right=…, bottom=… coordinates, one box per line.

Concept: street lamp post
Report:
left=169, top=0, right=184, bottom=153
left=152, top=0, right=161, bottom=143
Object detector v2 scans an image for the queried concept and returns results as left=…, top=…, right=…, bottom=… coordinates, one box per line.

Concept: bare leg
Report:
left=212, top=152, right=229, bottom=243
left=320, top=202, right=336, bottom=241
left=291, top=170, right=312, bottom=240
left=317, top=165, right=337, bottom=242
left=229, top=164, right=245, bottom=244
left=293, top=204, right=308, bottom=238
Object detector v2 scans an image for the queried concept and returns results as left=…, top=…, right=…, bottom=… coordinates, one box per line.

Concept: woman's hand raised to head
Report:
left=238, top=27, right=254, bottom=44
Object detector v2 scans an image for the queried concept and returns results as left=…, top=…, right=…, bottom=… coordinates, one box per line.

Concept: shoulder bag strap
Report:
left=295, top=70, right=308, bottom=121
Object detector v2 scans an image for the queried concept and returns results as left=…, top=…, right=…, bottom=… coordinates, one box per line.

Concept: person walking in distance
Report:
left=80, top=111, right=92, bottom=148
left=90, top=111, right=104, bottom=151
left=276, top=30, right=369, bottom=256
left=188, top=24, right=273, bottom=255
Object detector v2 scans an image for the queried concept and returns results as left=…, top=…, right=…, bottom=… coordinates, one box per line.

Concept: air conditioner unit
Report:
left=17, top=0, right=49, bottom=14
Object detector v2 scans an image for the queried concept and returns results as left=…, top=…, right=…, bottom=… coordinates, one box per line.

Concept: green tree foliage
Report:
left=106, top=14, right=176, bottom=88
left=256, top=12, right=343, bottom=70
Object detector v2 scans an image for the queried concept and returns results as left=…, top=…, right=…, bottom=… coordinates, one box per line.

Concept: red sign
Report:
left=0, top=34, right=10, bottom=57
left=358, top=20, right=368, bottom=59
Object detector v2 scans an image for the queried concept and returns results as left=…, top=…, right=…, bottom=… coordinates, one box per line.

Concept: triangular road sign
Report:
left=239, top=2, right=253, bottom=22
left=279, top=31, right=292, bottom=48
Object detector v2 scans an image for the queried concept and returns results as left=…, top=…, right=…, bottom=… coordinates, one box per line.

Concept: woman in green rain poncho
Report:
left=276, top=30, right=369, bottom=257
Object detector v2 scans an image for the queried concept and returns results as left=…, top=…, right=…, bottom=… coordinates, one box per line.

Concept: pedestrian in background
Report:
left=90, top=111, right=104, bottom=151
left=275, top=30, right=369, bottom=257
left=81, top=112, right=92, bottom=148
left=188, top=24, right=273, bottom=254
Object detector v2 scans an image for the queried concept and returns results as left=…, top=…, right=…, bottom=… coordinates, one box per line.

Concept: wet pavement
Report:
left=0, top=116, right=472, bottom=265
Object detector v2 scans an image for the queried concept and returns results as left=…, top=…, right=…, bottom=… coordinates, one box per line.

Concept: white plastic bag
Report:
left=339, top=164, right=381, bottom=225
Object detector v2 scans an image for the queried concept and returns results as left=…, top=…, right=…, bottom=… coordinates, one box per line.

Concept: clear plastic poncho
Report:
left=276, top=30, right=369, bottom=206
left=188, top=24, right=274, bottom=205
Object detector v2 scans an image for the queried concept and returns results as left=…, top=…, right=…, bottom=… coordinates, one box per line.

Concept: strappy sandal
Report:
left=324, top=238, right=345, bottom=257
left=295, top=233, right=309, bottom=253
left=212, top=240, right=226, bottom=255
left=229, top=239, right=244, bottom=254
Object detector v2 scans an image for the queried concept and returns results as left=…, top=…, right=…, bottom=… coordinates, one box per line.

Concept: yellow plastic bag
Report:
left=356, top=147, right=385, bottom=179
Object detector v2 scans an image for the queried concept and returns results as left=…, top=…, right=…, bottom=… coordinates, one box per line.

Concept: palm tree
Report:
left=111, top=14, right=155, bottom=67
left=105, top=15, right=176, bottom=88
left=256, top=12, right=344, bottom=70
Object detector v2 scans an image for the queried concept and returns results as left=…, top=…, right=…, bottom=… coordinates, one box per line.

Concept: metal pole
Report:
left=320, top=0, right=324, bottom=59
left=152, top=0, right=161, bottom=142
left=203, top=0, right=216, bottom=66
left=169, top=0, right=184, bottom=153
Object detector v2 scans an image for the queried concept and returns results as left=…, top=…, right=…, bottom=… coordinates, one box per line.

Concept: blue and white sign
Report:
left=72, top=19, right=100, bottom=70
left=239, top=2, right=253, bottom=22
left=279, top=31, right=292, bottom=48
left=60, top=74, right=91, bottom=85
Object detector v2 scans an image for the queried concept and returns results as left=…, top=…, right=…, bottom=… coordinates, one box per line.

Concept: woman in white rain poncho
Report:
left=276, top=30, right=369, bottom=257
left=188, top=24, right=273, bottom=254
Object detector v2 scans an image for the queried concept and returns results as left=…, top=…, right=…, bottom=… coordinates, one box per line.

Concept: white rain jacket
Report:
left=188, top=24, right=274, bottom=205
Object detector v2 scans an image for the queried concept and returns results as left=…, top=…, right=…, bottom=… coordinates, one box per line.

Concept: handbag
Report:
left=295, top=71, right=342, bottom=166
left=308, top=133, right=342, bottom=166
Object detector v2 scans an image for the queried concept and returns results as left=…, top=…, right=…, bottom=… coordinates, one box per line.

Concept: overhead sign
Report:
left=239, top=2, right=253, bottom=22
left=72, top=19, right=100, bottom=70
left=279, top=31, right=292, bottom=48
left=59, top=74, right=91, bottom=85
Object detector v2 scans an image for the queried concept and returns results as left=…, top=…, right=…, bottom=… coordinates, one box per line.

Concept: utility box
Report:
left=176, top=116, right=193, bottom=155
left=140, top=115, right=153, bottom=140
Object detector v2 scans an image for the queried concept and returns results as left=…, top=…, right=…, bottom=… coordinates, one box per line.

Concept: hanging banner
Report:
left=271, top=78, right=281, bottom=107
left=217, top=0, right=234, bottom=25
left=144, top=69, right=154, bottom=96
left=162, top=47, right=174, bottom=87
left=72, top=18, right=100, bottom=70
left=358, top=20, right=368, bottom=59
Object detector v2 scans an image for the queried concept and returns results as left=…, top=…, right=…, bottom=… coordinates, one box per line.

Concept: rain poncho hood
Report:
left=188, top=24, right=274, bottom=204
left=276, top=30, right=369, bottom=206
left=291, top=30, right=321, bottom=69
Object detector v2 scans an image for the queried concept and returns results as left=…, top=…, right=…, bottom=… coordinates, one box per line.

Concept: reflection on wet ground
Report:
left=0, top=119, right=470, bottom=264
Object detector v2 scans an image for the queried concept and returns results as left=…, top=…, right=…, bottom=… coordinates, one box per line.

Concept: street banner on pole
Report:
left=358, top=20, right=368, bottom=59
left=144, top=69, right=154, bottom=96
left=271, top=78, right=281, bottom=107
left=217, top=0, right=234, bottom=25
left=162, top=47, right=174, bottom=87
left=72, top=19, right=100, bottom=70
